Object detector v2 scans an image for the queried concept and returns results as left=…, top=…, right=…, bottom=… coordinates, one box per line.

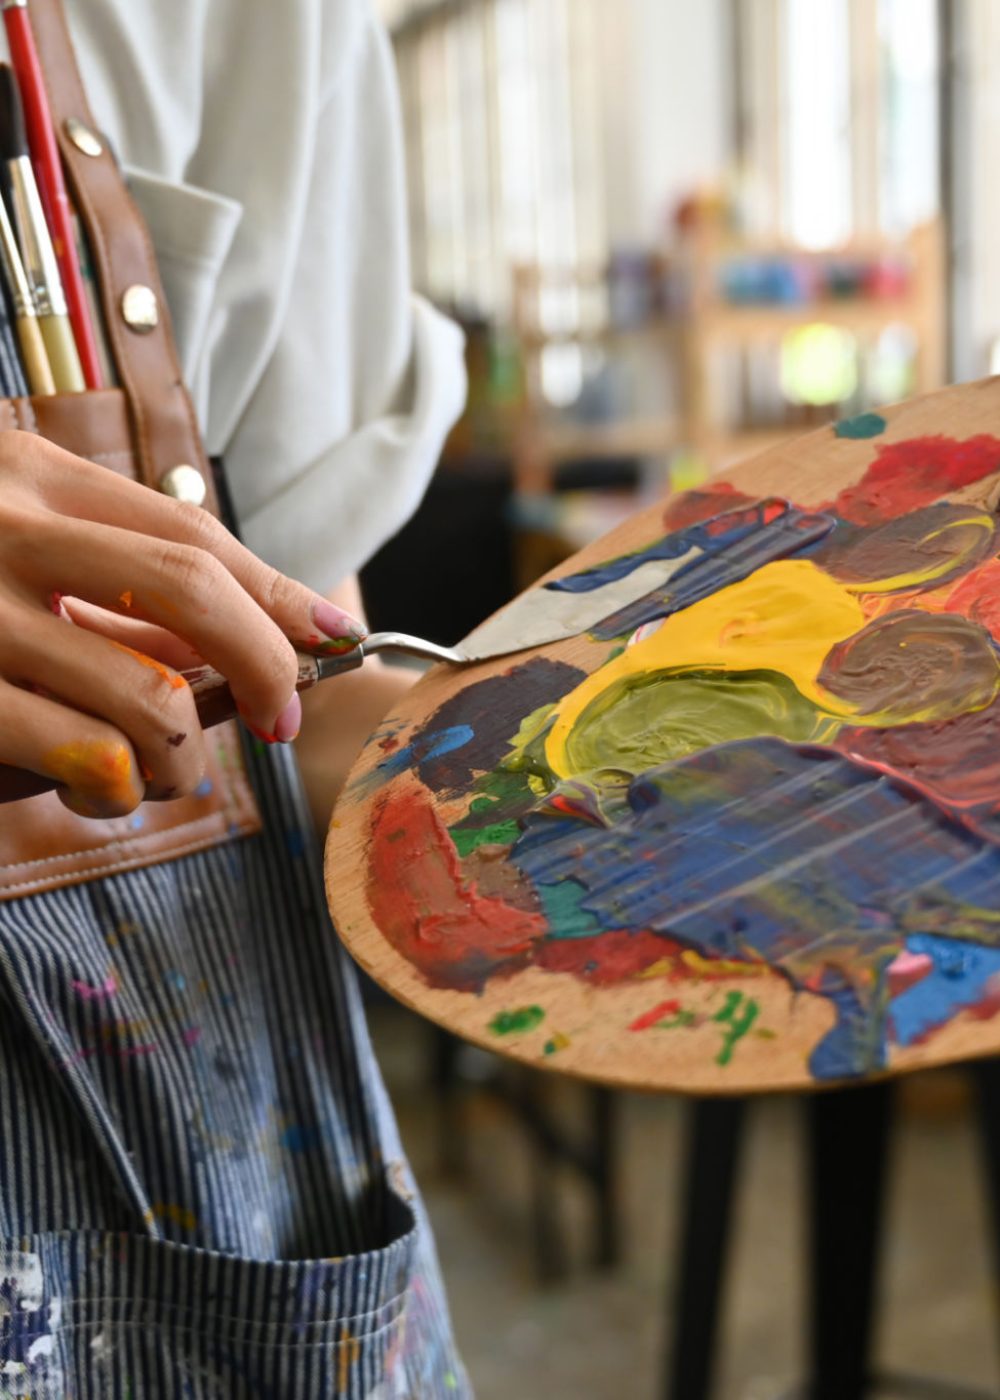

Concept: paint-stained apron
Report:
left=0, top=737, right=471, bottom=1398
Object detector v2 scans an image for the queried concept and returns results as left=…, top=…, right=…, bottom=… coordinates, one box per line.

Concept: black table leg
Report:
left=431, top=1026, right=467, bottom=1177
left=663, top=1096, right=748, bottom=1400
left=806, top=1081, right=894, bottom=1400
left=591, top=1086, right=621, bottom=1270
left=969, top=1056, right=1000, bottom=1372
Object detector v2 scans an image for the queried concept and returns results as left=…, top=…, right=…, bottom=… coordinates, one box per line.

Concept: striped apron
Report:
left=0, top=738, right=471, bottom=1398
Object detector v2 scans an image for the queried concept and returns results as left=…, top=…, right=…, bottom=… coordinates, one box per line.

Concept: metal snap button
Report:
left=159, top=464, right=207, bottom=507
left=64, top=117, right=104, bottom=158
left=121, top=284, right=159, bottom=333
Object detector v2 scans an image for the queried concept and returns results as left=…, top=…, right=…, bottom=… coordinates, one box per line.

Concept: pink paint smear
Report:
left=72, top=976, right=117, bottom=1002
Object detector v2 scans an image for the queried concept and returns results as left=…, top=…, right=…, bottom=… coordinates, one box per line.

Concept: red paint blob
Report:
left=534, top=929, right=683, bottom=985
left=944, top=557, right=1000, bottom=641
left=367, top=782, right=545, bottom=991
left=823, top=435, right=1000, bottom=525
left=662, top=484, right=747, bottom=531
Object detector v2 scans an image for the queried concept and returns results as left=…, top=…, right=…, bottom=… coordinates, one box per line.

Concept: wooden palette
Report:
left=327, top=376, right=1000, bottom=1095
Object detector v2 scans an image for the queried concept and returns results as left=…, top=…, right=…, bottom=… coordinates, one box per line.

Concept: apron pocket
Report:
left=0, top=1185, right=417, bottom=1398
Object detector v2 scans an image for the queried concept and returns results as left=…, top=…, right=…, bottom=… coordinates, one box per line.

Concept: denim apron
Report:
left=0, top=737, right=471, bottom=1398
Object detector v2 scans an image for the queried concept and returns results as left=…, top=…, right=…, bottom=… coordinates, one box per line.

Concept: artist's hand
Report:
left=0, top=432, right=364, bottom=816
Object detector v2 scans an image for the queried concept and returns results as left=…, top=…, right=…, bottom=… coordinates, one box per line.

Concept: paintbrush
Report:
left=2, top=0, right=104, bottom=388
left=0, top=63, right=84, bottom=392
left=0, top=179, right=53, bottom=393
left=0, top=503, right=834, bottom=804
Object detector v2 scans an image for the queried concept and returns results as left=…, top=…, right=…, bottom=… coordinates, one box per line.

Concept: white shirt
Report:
left=61, top=0, right=466, bottom=592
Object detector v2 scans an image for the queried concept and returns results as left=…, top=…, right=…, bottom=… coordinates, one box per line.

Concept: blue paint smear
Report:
left=547, top=501, right=777, bottom=596
left=511, top=738, right=1000, bottom=1078
left=835, top=411, right=887, bottom=440
left=581, top=509, right=835, bottom=640
left=547, top=525, right=727, bottom=594
left=890, top=932, right=1000, bottom=1046
left=370, top=724, right=475, bottom=785
left=281, top=1122, right=323, bottom=1154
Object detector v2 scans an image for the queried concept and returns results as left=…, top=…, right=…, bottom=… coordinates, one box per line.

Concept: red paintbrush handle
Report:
left=3, top=1, right=103, bottom=388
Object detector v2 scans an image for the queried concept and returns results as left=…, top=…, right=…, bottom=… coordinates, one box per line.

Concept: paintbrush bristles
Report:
left=0, top=64, right=28, bottom=164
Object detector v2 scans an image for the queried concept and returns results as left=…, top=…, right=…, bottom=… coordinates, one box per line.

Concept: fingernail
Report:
left=273, top=692, right=302, bottom=743
left=311, top=599, right=367, bottom=651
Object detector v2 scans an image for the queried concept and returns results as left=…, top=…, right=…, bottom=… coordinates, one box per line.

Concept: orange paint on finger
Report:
left=118, top=590, right=133, bottom=609
left=110, top=640, right=188, bottom=690
left=41, top=738, right=141, bottom=809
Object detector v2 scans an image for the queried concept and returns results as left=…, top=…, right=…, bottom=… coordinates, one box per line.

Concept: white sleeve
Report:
left=225, top=3, right=466, bottom=594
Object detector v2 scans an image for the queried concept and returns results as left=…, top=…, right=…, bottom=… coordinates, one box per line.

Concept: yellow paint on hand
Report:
left=42, top=738, right=141, bottom=809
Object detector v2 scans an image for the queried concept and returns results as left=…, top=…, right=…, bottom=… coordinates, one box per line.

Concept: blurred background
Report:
left=359, top=3, right=1000, bottom=1397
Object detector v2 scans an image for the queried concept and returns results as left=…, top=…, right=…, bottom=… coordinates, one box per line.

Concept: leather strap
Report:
left=0, top=0, right=263, bottom=902
left=23, top=0, right=220, bottom=513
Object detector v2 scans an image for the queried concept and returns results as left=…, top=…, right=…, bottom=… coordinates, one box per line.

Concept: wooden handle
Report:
left=16, top=313, right=55, bottom=395
left=37, top=311, right=84, bottom=392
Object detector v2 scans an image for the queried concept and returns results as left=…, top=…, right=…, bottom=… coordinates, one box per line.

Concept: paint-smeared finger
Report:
left=23, top=514, right=302, bottom=740
left=32, top=438, right=367, bottom=652
left=0, top=677, right=144, bottom=817
left=60, top=597, right=205, bottom=671
left=2, top=614, right=208, bottom=799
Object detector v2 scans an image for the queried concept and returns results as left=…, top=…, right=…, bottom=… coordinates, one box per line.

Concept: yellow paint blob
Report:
left=545, top=560, right=866, bottom=777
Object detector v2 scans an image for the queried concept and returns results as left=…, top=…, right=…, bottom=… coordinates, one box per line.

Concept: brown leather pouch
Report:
left=0, top=0, right=262, bottom=900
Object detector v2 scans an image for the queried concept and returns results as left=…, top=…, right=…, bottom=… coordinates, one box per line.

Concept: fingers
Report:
left=24, top=436, right=366, bottom=651
left=26, top=513, right=303, bottom=741
left=3, top=612, right=209, bottom=799
left=0, top=678, right=144, bottom=817
left=59, top=597, right=205, bottom=671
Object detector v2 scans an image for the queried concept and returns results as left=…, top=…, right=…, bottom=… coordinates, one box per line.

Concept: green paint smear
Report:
left=450, top=819, right=522, bottom=857
left=540, top=878, right=603, bottom=940
left=835, top=412, right=887, bottom=440
left=713, top=992, right=760, bottom=1066
left=489, top=1005, right=545, bottom=1036
left=450, top=768, right=535, bottom=855
left=564, top=668, right=837, bottom=781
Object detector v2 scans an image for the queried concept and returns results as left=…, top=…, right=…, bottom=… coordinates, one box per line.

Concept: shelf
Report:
left=541, top=416, right=679, bottom=462
left=698, top=298, right=924, bottom=341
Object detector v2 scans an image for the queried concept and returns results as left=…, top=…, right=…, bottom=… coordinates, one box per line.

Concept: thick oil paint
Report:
left=366, top=781, right=545, bottom=991
left=816, top=503, right=999, bottom=595
left=489, top=1006, right=545, bottom=1035
left=835, top=412, right=887, bottom=440
left=359, top=430, right=1000, bottom=1081
left=511, top=737, right=1000, bottom=1077
left=590, top=507, right=835, bottom=641
left=822, top=434, right=1000, bottom=525
left=407, top=659, right=584, bottom=795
